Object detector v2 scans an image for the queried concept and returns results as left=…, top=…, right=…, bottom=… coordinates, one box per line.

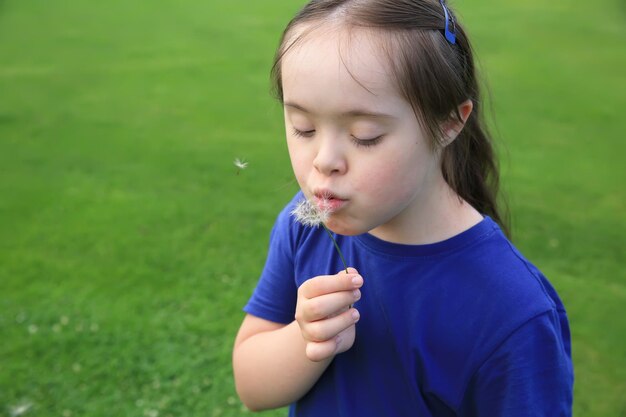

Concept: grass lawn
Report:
left=0, top=0, right=624, bottom=416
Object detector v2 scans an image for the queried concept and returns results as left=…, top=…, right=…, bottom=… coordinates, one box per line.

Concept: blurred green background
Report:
left=0, top=0, right=624, bottom=416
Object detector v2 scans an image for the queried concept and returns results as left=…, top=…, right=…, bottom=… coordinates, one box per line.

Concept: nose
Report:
left=313, top=133, right=347, bottom=176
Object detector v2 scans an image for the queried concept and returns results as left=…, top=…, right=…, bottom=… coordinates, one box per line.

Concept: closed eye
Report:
left=351, top=135, right=384, bottom=148
left=292, top=128, right=315, bottom=138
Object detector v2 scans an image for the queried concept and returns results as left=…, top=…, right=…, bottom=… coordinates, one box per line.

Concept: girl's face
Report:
left=282, top=25, right=449, bottom=242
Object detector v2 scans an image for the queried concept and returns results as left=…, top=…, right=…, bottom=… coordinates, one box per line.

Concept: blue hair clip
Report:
left=439, top=0, right=456, bottom=45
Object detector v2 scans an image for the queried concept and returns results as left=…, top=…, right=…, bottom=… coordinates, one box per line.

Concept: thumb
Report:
left=339, top=267, right=358, bottom=275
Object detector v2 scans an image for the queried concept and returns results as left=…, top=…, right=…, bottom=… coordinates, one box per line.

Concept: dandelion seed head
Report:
left=290, top=198, right=331, bottom=227
left=291, top=197, right=350, bottom=273
left=233, top=158, right=248, bottom=170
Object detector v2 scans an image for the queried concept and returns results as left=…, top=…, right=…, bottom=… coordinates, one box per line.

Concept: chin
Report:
left=325, top=219, right=367, bottom=236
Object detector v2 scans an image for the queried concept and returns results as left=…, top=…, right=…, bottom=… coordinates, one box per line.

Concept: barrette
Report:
left=439, top=0, right=456, bottom=45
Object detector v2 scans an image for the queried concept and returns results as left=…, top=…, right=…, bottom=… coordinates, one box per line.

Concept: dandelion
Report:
left=233, top=158, right=248, bottom=175
left=290, top=198, right=330, bottom=227
left=291, top=198, right=348, bottom=273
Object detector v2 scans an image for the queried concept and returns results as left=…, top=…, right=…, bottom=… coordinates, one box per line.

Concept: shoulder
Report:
left=413, top=219, right=570, bottom=403
left=447, top=218, right=563, bottom=317
left=415, top=219, right=563, bottom=338
left=242, top=192, right=307, bottom=324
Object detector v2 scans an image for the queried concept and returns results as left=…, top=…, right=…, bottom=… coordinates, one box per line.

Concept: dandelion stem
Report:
left=321, top=223, right=348, bottom=274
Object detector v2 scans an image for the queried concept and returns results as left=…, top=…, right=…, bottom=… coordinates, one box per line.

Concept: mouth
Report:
left=313, top=190, right=348, bottom=212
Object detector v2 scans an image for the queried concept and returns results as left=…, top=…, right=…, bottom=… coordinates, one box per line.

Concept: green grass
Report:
left=0, top=0, right=624, bottom=416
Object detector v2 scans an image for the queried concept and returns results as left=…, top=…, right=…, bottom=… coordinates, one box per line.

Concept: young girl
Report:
left=233, top=1, right=574, bottom=415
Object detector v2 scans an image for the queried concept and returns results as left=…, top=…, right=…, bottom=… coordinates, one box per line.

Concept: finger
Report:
left=303, top=308, right=360, bottom=342
left=299, top=270, right=363, bottom=299
left=301, top=289, right=361, bottom=322
left=306, top=338, right=340, bottom=362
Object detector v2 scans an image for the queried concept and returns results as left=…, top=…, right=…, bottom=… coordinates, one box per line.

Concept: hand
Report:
left=295, top=267, right=363, bottom=362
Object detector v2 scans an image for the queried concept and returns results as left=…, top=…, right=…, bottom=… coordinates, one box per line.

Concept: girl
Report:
left=233, top=1, right=574, bottom=416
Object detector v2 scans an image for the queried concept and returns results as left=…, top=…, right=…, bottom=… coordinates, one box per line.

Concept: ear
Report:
left=441, top=99, right=473, bottom=146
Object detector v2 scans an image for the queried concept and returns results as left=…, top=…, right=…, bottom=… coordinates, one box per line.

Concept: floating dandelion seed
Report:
left=233, top=158, right=248, bottom=175
left=291, top=198, right=348, bottom=273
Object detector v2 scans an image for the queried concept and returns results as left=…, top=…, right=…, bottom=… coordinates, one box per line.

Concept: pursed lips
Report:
left=313, top=189, right=348, bottom=211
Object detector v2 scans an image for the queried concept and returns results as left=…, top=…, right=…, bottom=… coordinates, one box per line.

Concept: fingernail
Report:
left=351, top=309, right=360, bottom=322
left=352, top=275, right=363, bottom=287
left=352, top=289, right=361, bottom=300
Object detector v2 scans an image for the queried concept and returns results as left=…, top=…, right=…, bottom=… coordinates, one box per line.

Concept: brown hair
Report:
left=271, top=0, right=510, bottom=237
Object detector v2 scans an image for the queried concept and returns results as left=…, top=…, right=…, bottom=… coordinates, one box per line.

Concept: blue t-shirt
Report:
left=244, top=193, right=574, bottom=416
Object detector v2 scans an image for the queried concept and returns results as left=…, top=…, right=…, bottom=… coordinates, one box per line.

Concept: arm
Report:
left=233, top=269, right=363, bottom=411
left=233, top=316, right=331, bottom=411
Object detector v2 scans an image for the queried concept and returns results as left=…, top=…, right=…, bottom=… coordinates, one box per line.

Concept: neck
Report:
left=368, top=178, right=483, bottom=245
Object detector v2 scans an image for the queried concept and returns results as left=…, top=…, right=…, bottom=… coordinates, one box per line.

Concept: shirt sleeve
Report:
left=458, top=309, right=574, bottom=417
left=243, top=202, right=299, bottom=324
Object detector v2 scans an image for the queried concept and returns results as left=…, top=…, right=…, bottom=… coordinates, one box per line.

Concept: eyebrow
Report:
left=284, top=101, right=396, bottom=120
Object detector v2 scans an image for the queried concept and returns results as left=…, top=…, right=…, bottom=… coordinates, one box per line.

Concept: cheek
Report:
left=287, top=141, right=308, bottom=177
left=354, top=157, right=418, bottom=201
